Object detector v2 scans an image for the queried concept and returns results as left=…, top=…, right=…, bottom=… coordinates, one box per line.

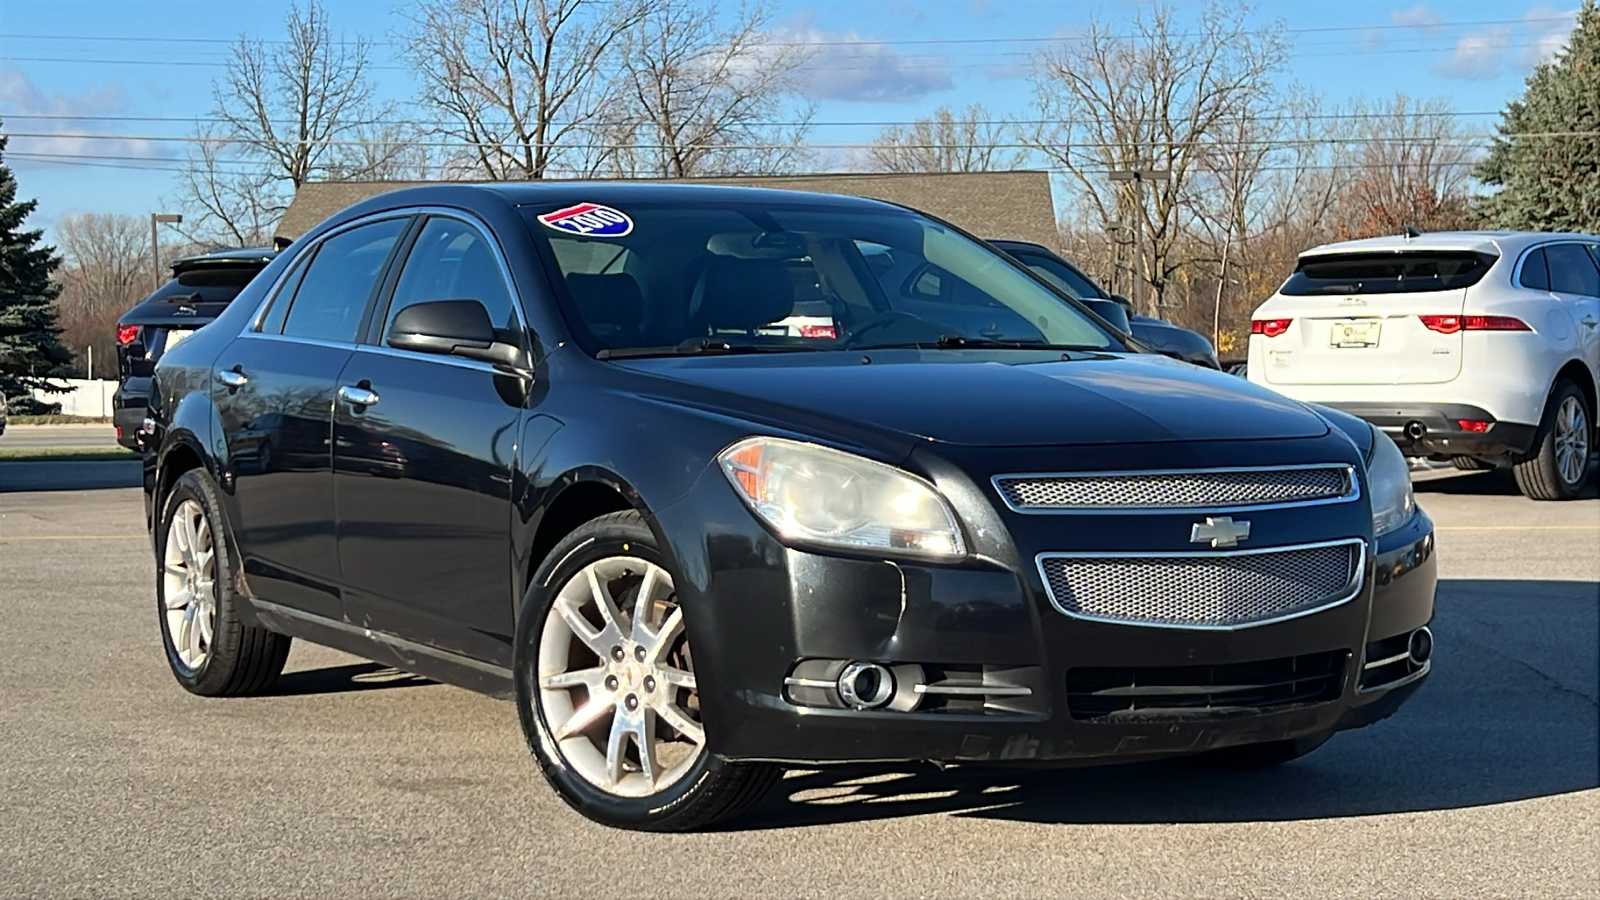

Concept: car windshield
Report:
left=521, top=201, right=1123, bottom=356
left=1281, top=251, right=1496, bottom=296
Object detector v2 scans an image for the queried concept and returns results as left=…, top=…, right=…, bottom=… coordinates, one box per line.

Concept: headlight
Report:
left=718, top=436, right=967, bottom=559
left=1367, top=426, right=1416, bottom=537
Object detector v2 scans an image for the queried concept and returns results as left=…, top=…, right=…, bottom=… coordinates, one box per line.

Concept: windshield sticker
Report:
left=537, top=203, right=634, bottom=237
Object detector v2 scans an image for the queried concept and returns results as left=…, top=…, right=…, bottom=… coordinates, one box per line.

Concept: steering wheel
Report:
left=840, top=311, right=933, bottom=347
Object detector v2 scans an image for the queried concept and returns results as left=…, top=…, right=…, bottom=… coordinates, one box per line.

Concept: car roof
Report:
left=1299, top=230, right=1600, bottom=260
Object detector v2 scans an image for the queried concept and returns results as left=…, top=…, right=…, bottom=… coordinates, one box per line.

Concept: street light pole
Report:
left=150, top=213, right=183, bottom=291
left=1108, top=169, right=1170, bottom=317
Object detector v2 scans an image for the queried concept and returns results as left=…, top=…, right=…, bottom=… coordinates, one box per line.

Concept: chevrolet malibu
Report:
left=144, top=183, right=1437, bottom=831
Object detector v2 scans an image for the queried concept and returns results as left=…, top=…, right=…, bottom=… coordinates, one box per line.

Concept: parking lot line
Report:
left=0, top=534, right=146, bottom=541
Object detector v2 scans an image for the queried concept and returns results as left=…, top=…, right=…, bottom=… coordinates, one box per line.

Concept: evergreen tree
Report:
left=1476, top=0, right=1600, bottom=231
left=0, top=125, right=74, bottom=413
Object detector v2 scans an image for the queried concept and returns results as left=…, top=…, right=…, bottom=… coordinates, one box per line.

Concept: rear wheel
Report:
left=515, top=511, right=780, bottom=831
left=1513, top=381, right=1593, bottom=501
left=156, top=469, right=291, bottom=695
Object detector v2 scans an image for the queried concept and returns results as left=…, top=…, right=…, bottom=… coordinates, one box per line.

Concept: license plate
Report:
left=164, top=329, right=195, bottom=350
left=1329, top=320, right=1381, bottom=348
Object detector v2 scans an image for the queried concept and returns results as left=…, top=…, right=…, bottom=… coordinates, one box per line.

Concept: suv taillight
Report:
left=1418, top=315, right=1531, bottom=334
left=117, top=325, right=141, bottom=345
left=1250, top=318, right=1292, bottom=338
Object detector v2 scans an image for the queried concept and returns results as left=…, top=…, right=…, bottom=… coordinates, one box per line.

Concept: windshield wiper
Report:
left=597, top=338, right=825, bottom=360
left=853, top=335, right=1111, bottom=352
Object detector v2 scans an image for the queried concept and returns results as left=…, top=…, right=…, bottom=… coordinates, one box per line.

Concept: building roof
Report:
left=277, top=170, right=1058, bottom=247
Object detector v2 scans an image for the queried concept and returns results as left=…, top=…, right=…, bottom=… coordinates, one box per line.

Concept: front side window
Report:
left=277, top=218, right=409, bottom=343
left=1281, top=251, right=1497, bottom=296
left=384, top=217, right=520, bottom=341
left=1545, top=243, right=1600, bottom=297
left=522, top=202, right=1121, bottom=355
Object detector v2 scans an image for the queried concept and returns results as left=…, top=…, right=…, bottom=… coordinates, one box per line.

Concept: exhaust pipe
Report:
left=1408, top=627, right=1433, bottom=665
left=836, top=661, right=896, bottom=709
left=1404, top=420, right=1427, bottom=440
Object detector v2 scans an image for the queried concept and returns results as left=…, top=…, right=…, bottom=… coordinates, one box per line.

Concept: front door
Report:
left=333, top=215, right=526, bottom=666
left=215, top=216, right=411, bottom=621
left=1545, top=242, right=1600, bottom=381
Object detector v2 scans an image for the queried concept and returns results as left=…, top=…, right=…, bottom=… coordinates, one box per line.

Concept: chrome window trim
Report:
left=234, top=332, right=358, bottom=353
left=1034, top=537, right=1368, bottom=631
left=349, top=343, right=505, bottom=375
left=244, top=211, right=418, bottom=335
left=991, top=463, right=1360, bottom=515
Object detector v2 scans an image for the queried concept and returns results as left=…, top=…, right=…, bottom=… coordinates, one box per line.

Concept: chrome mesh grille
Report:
left=996, top=466, right=1352, bottom=512
left=1038, top=541, right=1362, bottom=628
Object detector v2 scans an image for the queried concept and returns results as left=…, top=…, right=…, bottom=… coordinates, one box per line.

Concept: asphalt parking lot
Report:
left=0, top=469, right=1595, bottom=898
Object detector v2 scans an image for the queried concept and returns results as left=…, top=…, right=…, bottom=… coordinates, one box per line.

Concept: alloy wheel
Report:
left=163, top=499, right=218, bottom=671
left=1553, top=395, right=1590, bottom=487
left=537, top=557, right=704, bottom=798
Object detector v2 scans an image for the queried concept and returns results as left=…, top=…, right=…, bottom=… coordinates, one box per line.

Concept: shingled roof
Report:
left=277, top=170, right=1058, bottom=247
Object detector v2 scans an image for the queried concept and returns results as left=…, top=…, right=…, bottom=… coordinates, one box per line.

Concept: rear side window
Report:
left=278, top=218, right=408, bottom=343
left=1545, top=243, right=1600, bottom=297
left=1281, top=251, right=1497, bottom=295
left=1519, top=247, right=1551, bottom=291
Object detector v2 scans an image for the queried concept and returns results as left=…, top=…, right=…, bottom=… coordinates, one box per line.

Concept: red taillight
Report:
left=1251, top=318, right=1292, bottom=338
left=1419, top=315, right=1531, bottom=334
left=116, top=324, right=141, bottom=345
left=797, top=324, right=837, bottom=339
left=1457, top=419, right=1491, bottom=433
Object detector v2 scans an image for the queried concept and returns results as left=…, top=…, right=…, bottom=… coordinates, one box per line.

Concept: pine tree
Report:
left=0, top=125, right=74, bottom=414
left=1476, top=0, right=1600, bottom=231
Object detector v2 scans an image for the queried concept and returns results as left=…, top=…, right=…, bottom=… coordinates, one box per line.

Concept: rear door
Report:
left=1258, top=251, right=1489, bottom=386
left=215, top=216, right=412, bottom=621
left=332, top=215, right=526, bottom=665
left=1545, top=242, right=1600, bottom=377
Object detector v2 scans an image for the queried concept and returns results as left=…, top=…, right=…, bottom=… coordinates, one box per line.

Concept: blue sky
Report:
left=0, top=0, right=1582, bottom=237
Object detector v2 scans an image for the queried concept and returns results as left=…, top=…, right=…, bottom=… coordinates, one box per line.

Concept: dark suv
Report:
left=144, top=184, right=1435, bottom=831
left=113, top=248, right=276, bottom=448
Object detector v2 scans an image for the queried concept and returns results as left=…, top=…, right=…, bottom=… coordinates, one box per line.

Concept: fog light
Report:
left=836, top=661, right=895, bottom=709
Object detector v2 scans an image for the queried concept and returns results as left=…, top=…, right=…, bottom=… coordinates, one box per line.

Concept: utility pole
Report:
left=1108, top=169, right=1170, bottom=317
left=150, top=213, right=183, bottom=291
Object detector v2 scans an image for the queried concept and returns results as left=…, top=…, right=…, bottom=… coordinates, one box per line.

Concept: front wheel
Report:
left=514, top=511, right=780, bottom=831
left=1513, top=381, right=1593, bottom=500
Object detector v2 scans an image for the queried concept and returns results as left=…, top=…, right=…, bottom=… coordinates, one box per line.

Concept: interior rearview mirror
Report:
left=387, top=299, right=530, bottom=373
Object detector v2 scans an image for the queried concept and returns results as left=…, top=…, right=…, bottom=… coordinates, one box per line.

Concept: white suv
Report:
left=1248, top=231, right=1599, bottom=500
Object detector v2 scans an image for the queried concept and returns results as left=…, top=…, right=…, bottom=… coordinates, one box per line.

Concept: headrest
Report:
left=566, top=273, right=645, bottom=330
left=693, top=257, right=794, bottom=331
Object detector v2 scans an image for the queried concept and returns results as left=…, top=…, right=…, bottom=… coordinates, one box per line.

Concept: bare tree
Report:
left=173, top=125, right=280, bottom=248
left=864, top=105, right=1021, bottom=174
left=1333, top=94, right=1481, bottom=238
left=52, top=214, right=169, bottom=375
left=1028, top=0, right=1287, bottom=315
left=403, top=0, right=653, bottom=179
left=614, top=0, right=814, bottom=177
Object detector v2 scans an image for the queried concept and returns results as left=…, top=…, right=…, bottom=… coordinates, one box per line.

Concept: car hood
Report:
left=618, top=350, right=1328, bottom=447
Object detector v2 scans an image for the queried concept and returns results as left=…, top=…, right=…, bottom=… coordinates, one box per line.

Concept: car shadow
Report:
left=270, top=663, right=435, bottom=696
left=733, top=578, right=1599, bottom=831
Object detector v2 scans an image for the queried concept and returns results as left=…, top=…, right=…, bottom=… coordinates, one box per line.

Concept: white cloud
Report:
left=1391, top=3, right=1444, bottom=30
left=0, top=68, right=169, bottom=166
left=781, top=24, right=955, bottom=102
left=1433, top=26, right=1513, bottom=79
left=1518, top=4, right=1579, bottom=67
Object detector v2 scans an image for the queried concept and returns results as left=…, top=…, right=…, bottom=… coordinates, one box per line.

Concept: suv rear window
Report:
left=1281, top=251, right=1496, bottom=296
left=147, top=263, right=269, bottom=305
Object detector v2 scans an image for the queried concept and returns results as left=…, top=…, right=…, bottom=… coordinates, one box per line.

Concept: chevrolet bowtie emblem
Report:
left=1191, top=516, right=1251, bottom=548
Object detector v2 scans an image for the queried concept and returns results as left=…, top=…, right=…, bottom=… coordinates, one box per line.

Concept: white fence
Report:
left=30, top=379, right=120, bottom=417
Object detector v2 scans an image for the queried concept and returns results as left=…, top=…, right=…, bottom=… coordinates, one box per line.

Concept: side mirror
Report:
left=1081, top=298, right=1133, bottom=335
left=1109, top=293, right=1134, bottom=311
left=387, top=299, right=529, bottom=372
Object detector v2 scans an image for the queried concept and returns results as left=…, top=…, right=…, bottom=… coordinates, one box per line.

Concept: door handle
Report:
left=215, top=368, right=248, bottom=388
left=338, top=385, right=380, bottom=407
left=1582, top=315, right=1598, bottom=329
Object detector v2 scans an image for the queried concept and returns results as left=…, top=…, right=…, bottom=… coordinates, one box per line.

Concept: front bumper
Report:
left=668, top=442, right=1437, bottom=767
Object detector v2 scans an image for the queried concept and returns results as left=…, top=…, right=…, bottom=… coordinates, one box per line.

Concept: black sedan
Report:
left=990, top=239, right=1223, bottom=369
left=113, top=248, right=275, bottom=449
left=144, top=184, right=1436, bottom=831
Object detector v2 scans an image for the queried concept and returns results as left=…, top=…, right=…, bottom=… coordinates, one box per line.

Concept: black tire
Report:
left=514, top=510, right=780, bottom=831
left=1450, top=455, right=1491, bottom=471
left=156, top=468, right=291, bottom=696
left=1513, top=380, right=1594, bottom=501
left=1184, top=733, right=1332, bottom=770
